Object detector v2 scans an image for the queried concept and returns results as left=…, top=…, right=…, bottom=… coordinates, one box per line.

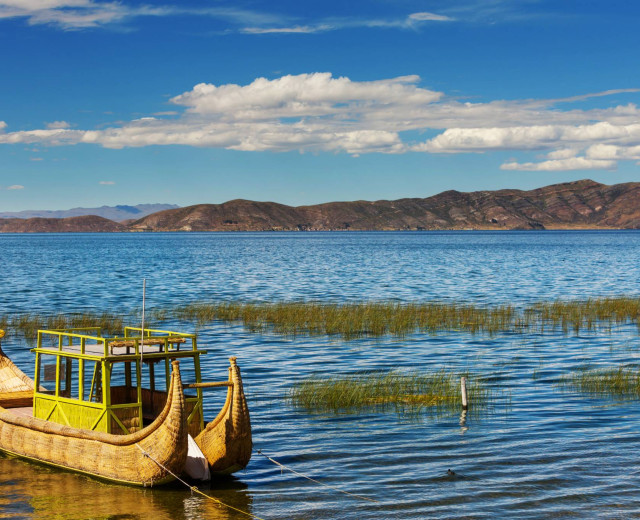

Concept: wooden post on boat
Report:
left=460, top=377, right=468, bottom=411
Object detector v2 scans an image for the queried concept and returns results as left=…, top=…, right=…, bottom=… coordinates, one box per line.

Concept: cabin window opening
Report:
left=36, top=354, right=57, bottom=395
left=110, top=361, right=139, bottom=405
left=83, top=360, right=103, bottom=403
left=58, top=357, right=79, bottom=400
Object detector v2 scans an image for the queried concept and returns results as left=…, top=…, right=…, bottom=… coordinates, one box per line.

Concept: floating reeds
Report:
left=167, top=297, right=640, bottom=339
left=2, top=296, right=640, bottom=341
left=2, top=312, right=124, bottom=340
left=288, top=370, right=497, bottom=416
left=559, top=366, right=640, bottom=399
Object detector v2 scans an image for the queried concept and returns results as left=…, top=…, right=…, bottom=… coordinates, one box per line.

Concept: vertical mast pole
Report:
left=141, top=278, right=146, bottom=364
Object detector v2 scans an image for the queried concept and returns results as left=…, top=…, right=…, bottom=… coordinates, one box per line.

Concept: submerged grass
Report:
left=560, top=366, right=640, bottom=399
left=289, top=369, right=497, bottom=416
left=169, top=297, right=640, bottom=339
left=2, top=312, right=125, bottom=340
left=1, top=296, right=640, bottom=341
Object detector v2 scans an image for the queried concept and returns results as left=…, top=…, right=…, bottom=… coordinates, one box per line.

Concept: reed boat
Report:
left=0, top=327, right=251, bottom=485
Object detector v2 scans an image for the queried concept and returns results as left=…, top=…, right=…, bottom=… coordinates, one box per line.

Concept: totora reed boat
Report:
left=0, top=327, right=252, bottom=486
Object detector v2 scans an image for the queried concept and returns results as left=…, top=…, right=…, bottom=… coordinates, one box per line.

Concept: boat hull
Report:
left=0, top=358, right=188, bottom=487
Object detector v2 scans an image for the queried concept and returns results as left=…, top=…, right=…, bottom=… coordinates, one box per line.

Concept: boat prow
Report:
left=195, top=356, right=252, bottom=474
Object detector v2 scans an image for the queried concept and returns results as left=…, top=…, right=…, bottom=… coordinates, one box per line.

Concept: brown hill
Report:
left=0, top=215, right=126, bottom=233
left=129, top=179, right=640, bottom=231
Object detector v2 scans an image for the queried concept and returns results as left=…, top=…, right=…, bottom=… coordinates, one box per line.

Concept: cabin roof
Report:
left=34, top=327, right=205, bottom=361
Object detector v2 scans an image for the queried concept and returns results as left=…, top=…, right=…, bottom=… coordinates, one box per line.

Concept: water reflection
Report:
left=0, top=456, right=253, bottom=520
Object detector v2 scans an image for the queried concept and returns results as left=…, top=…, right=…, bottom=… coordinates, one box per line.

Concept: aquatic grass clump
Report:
left=560, top=366, right=640, bottom=399
left=3, top=312, right=126, bottom=340
left=165, top=297, right=640, bottom=339
left=170, top=301, right=519, bottom=339
left=3, top=295, right=640, bottom=341
left=528, top=297, right=640, bottom=335
left=289, top=369, right=495, bottom=416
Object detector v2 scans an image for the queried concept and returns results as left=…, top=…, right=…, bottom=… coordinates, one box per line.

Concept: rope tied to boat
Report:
left=256, top=449, right=380, bottom=504
left=135, top=443, right=265, bottom=520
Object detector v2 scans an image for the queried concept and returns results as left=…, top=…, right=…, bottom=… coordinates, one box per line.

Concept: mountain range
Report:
left=0, top=204, right=179, bottom=221
left=1, top=180, right=638, bottom=233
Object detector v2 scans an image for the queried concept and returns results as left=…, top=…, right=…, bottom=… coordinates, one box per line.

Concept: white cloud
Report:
left=7, top=184, right=25, bottom=190
left=0, top=73, right=639, bottom=170
left=99, top=180, right=115, bottom=185
left=0, top=1, right=455, bottom=32
left=0, top=121, right=6, bottom=132
left=409, top=12, right=453, bottom=22
left=46, top=120, right=71, bottom=129
left=501, top=157, right=617, bottom=171
left=242, top=24, right=332, bottom=34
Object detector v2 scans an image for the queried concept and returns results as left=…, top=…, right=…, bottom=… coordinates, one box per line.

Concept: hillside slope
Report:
left=129, top=180, right=640, bottom=231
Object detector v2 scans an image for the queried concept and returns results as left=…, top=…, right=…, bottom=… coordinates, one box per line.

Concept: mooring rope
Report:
left=135, top=443, right=265, bottom=520
left=256, top=449, right=380, bottom=504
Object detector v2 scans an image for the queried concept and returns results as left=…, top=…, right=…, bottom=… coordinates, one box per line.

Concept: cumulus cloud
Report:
left=1, top=72, right=639, bottom=170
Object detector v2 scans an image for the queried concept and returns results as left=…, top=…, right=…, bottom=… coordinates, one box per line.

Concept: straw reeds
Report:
left=2, top=296, right=639, bottom=340
left=2, top=312, right=124, bottom=340
left=289, top=370, right=495, bottom=415
left=168, top=297, right=640, bottom=339
left=560, top=366, right=640, bottom=399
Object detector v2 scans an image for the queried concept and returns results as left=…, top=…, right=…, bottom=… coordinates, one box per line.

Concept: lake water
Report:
left=1, top=231, right=640, bottom=519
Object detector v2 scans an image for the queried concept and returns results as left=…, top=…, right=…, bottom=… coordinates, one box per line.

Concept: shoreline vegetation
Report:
left=560, top=366, right=640, bottom=399
left=289, top=370, right=498, bottom=415
left=1, top=296, right=639, bottom=340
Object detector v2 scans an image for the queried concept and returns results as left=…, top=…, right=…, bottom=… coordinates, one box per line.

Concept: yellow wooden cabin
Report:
left=32, top=327, right=208, bottom=436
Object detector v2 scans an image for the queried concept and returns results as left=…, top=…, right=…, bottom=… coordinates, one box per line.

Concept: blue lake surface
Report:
left=1, top=231, right=640, bottom=519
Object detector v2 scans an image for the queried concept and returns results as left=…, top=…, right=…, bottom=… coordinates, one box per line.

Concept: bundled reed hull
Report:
left=195, top=357, right=252, bottom=474
left=0, top=354, right=188, bottom=487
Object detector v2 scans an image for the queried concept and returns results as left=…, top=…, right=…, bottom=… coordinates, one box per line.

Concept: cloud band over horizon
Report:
left=1, top=73, right=639, bottom=171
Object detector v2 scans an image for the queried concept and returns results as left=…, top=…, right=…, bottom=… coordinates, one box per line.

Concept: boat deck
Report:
left=39, top=338, right=187, bottom=358
left=7, top=406, right=32, bottom=418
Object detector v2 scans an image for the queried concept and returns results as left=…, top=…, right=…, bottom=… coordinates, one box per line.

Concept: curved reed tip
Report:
left=229, top=356, right=237, bottom=365
left=171, top=359, right=180, bottom=369
left=0, top=330, right=4, bottom=339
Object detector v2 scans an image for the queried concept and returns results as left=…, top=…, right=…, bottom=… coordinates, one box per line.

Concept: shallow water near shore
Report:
left=2, top=231, right=640, bottom=519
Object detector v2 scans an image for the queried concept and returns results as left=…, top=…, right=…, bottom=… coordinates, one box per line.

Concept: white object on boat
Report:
left=185, top=434, right=211, bottom=481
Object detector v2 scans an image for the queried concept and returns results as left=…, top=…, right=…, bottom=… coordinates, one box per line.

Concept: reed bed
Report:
left=2, top=312, right=124, bottom=340
left=1, top=296, right=639, bottom=341
left=289, top=370, right=496, bottom=416
left=560, top=366, right=640, bottom=399
left=168, top=297, right=640, bottom=339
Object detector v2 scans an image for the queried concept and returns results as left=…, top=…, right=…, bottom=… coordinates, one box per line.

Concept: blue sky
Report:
left=1, top=0, right=639, bottom=211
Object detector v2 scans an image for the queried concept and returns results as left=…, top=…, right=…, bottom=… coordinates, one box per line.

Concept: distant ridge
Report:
left=130, top=179, right=640, bottom=231
left=0, top=204, right=179, bottom=222
left=0, top=215, right=126, bottom=233
left=1, top=180, right=639, bottom=233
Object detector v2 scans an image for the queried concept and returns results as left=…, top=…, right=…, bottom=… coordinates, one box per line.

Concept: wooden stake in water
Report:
left=140, top=278, right=146, bottom=363
left=461, top=376, right=468, bottom=410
